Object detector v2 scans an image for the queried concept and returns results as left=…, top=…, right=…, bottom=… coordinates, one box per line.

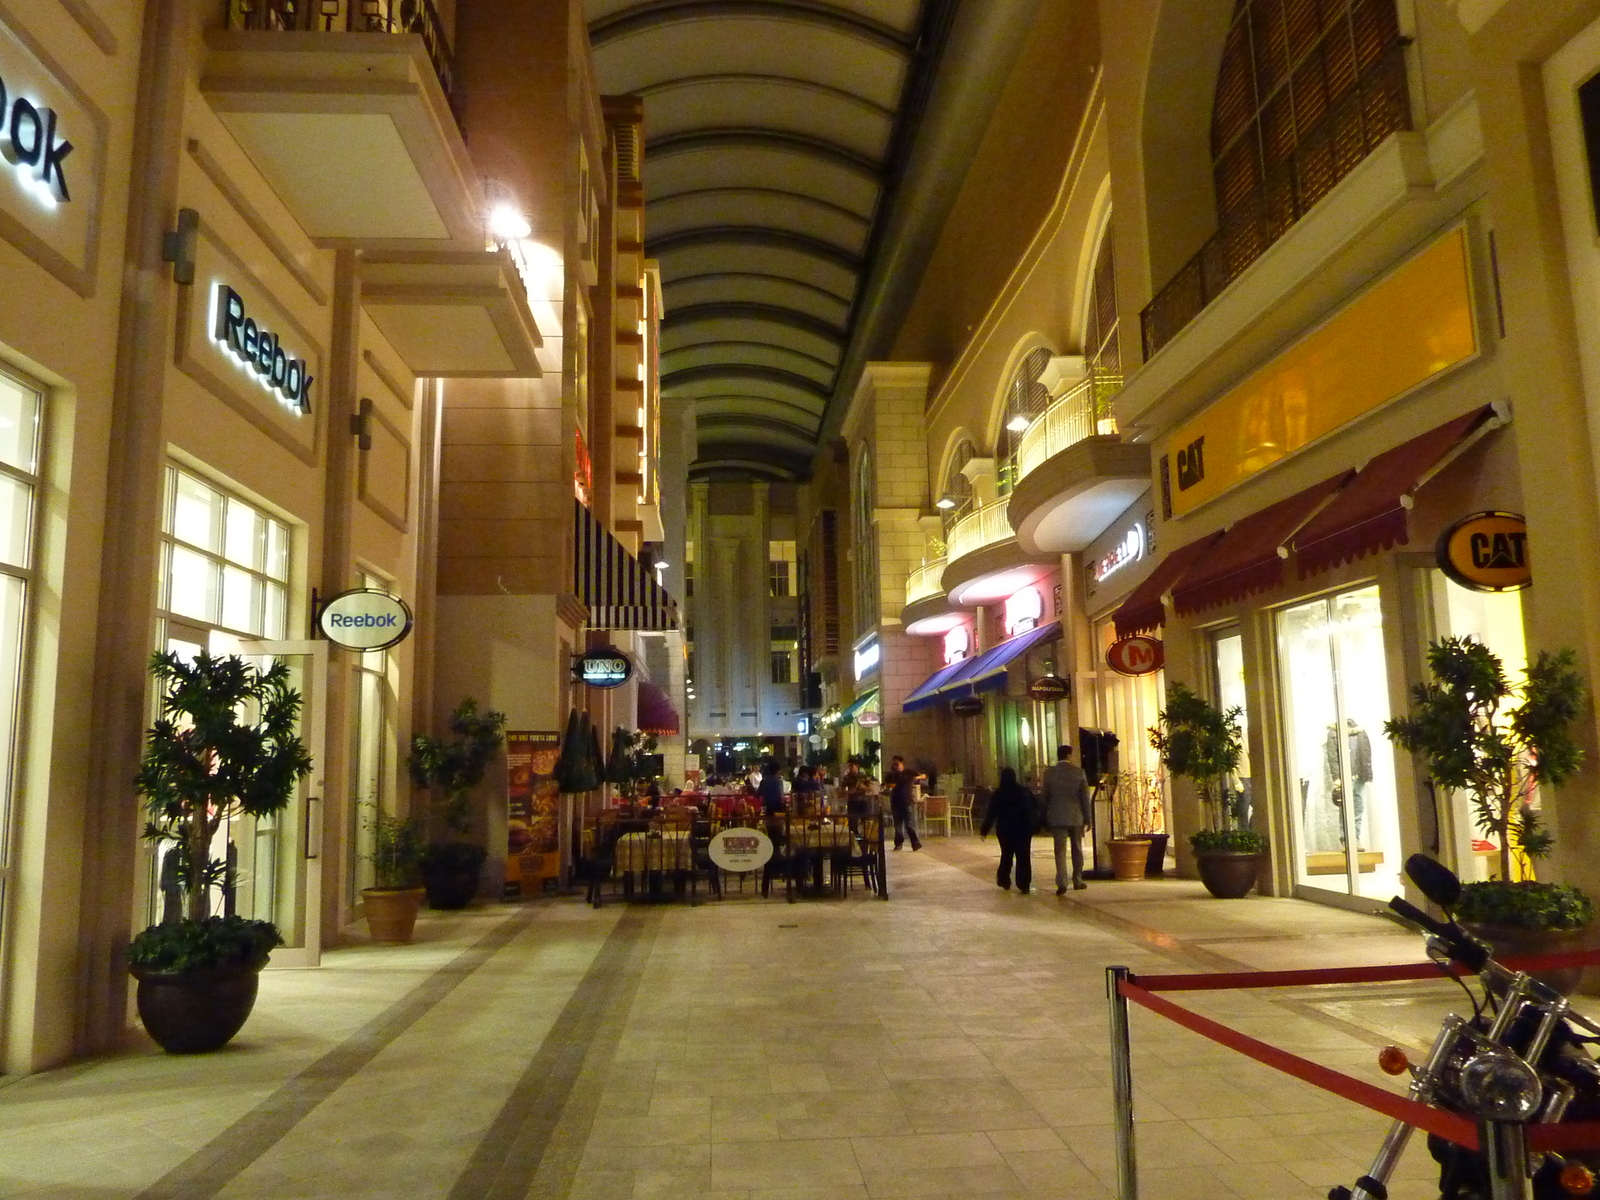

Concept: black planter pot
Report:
left=1194, top=849, right=1263, bottom=899
left=131, top=962, right=263, bottom=1054
left=422, top=864, right=483, bottom=909
left=1128, top=832, right=1170, bottom=877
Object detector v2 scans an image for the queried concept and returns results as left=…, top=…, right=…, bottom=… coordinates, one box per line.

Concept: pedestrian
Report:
left=757, top=758, right=786, bottom=815
left=886, top=754, right=922, bottom=850
left=981, top=766, right=1040, bottom=893
left=1041, top=743, right=1092, bottom=894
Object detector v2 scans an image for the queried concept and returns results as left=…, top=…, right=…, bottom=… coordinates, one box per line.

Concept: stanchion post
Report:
left=1480, top=1119, right=1531, bottom=1200
left=1107, top=966, right=1137, bottom=1200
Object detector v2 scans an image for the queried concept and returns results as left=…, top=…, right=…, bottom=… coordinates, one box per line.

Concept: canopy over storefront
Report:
left=636, top=679, right=680, bottom=736
left=901, top=622, right=1062, bottom=712
left=574, top=498, right=679, bottom=630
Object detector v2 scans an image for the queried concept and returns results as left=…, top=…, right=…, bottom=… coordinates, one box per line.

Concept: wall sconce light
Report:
left=349, top=396, right=373, bottom=451
left=935, top=496, right=955, bottom=510
left=488, top=203, right=531, bottom=242
left=1006, top=414, right=1030, bottom=432
left=162, top=207, right=199, bottom=285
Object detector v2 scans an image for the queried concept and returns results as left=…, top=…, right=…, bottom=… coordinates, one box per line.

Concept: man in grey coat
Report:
left=1041, top=744, right=1091, bottom=894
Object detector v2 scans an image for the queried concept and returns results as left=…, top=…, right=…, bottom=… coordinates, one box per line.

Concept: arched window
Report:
left=937, top=437, right=977, bottom=534
left=999, top=346, right=1054, bottom=486
left=1086, top=226, right=1120, bottom=379
left=852, top=450, right=878, bottom=637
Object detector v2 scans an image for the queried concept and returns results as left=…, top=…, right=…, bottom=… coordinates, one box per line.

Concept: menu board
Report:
left=505, top=731, right=562, bottom=897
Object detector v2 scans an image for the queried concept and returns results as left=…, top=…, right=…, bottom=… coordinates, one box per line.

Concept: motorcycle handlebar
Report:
left=1388, top=896, right=1489, bottom=972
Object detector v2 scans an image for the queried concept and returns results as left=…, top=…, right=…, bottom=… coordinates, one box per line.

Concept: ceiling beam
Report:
left=590, top=2, right=914, bottom=54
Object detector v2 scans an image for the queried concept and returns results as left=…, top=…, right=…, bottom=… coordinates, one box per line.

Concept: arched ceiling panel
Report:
left=586, top=0, right=946, bottom=479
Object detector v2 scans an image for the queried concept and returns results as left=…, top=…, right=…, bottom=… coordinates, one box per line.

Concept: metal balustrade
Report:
left=946, top=498, right=1013, bottom=564
left=904, top=557, right=948, bottom=606
left=1014, top=370, right=1123, bottom=482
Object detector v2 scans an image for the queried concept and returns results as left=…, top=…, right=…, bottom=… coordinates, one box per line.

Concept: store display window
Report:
left=1210, top=628, right=1252, bottom=826
left=1275, top=585, right=1401, bottom=900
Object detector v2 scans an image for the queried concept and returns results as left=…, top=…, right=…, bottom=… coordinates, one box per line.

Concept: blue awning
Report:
left=947, top=621, right=1063, bottom=699
left=902, top=659, right=978, bottom=713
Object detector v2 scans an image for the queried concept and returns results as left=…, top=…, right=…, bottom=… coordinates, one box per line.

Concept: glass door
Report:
left=1210, top=628, right=1252, bottom=827
left=1275, top=586, right=1400, bottom=900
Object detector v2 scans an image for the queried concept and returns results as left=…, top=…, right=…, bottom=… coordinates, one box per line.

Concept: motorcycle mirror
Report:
left=1405, top=853, right=1461, bottom=912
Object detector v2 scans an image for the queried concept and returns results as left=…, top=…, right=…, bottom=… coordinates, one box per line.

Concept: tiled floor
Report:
left=0, top=836, right=1553, bottom=1198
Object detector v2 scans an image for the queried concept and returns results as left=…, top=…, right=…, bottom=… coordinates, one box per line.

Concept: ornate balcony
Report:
left=945, top=498, right=1013, bottom=565
left=1015, top=370, right=1122, bottom=482
left=904, top=557, right=948, bottom=607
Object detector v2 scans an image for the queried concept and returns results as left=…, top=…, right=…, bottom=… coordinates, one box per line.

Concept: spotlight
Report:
left=488, top=203, right=531, bottom=241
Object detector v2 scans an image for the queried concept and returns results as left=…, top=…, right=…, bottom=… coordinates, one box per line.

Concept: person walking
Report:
left=886, top=754, right=922, bottom=850
left=1041, top=744, right=1092, bottom=894
left=981, top=767, right=1040, bottom=893
left=757, top=758, right=787, bottom=816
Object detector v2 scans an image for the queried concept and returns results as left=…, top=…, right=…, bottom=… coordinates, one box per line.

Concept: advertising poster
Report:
left=506, top=731, right=562, bottom=897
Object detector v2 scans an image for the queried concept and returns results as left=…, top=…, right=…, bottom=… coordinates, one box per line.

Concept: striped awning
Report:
left=573, top=499, right=679, bottom=631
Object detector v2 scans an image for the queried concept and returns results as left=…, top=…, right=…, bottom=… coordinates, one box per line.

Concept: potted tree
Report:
left=128, top=652, right=313, bottom=1053
left=410, top=698, right=507, bottom=909
left=361, top=808, right=426, bottom=943
left=1385, top=636, right=1591, bottom=990
left=1150, top=683, right=1260, bottom=898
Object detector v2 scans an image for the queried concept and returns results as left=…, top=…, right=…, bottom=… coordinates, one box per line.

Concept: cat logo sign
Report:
left=1437, top=511, right=1531, bottom=593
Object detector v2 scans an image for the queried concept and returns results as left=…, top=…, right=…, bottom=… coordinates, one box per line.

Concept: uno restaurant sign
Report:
left=1107, top=635, right=1164, bottom=677
left=708, top=827, right=774, bottom=873
left=576, top=647, right=633, bottom=688
left=1437, top=511, right=1530, bottom=593
left=318, top=588, right=412, bottom=651
left=1163, top=229, right=1477, bottom=518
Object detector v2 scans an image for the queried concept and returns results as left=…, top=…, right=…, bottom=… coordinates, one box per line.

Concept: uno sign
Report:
left=1107, top=635, right=1164, bottom=677
left=1437, top=511, right=1530, bottom=593
left=577, top=648, right=632, bottom=689
left=708, top=827, right=773, bottom=872
left=319, top=588, right=412, bottom=651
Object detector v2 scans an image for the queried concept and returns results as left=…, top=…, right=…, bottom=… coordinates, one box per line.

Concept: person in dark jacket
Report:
left=981, top=767, right=1039, bottom=893
left=757, top=759, right=786, bottom=815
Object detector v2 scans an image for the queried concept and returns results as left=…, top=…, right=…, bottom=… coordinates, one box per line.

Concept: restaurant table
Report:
left=614, top=829, right=692, bottom=877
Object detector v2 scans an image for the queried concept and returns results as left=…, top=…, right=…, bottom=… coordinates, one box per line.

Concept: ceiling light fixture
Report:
left=1006, top=415, right=1030, bottom=432
left=936, top=497, right=956, bottom=510
left=488, top=203, right=531, bottom=242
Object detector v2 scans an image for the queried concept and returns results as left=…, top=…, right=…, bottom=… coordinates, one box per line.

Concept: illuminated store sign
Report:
left=853, top=637, right=880, bottom=681
left=1004, top=586, right=1043, bottom=636
left=0, top=77, right=72, bottom=205
left=943, top=624, right=970, bottom=665
left=1437, top=511, right=1530, bottom=593
left=575, top=648, right=633, bottom=689
left=1093, top=523, right=1146, bottom=583
left=318, top=589, right=413, bottom=652
left=213, top=284, right=314, bottom=414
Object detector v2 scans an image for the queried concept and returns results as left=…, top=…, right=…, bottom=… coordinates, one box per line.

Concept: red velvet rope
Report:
left=1119, top=979, right=1482, bottom=1149
left=1131, top=946, right=1600, bottom=994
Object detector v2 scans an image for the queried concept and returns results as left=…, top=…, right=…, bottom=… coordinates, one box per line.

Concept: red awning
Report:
left=1292, top=407, right=1498, bottom=578
left=1171, top=473, right=1353, bottom=616
left=1111, top=532, right=1226, bottom=639
left=636, top=679, right=680, bottom=735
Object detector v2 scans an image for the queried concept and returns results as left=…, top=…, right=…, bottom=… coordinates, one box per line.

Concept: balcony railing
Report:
left=1015, top=369, right=1123, bottom=482
left=1139, top=41, right=1411, bottom=360
left=226, top=0, right=456, bottom=105
left=904, top=557, right=948, bottom=607
left=946, top=498, right=1013, bottom=564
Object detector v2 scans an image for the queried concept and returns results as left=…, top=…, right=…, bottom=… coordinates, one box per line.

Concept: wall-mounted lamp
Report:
left=349, top=396, right=373, bottom=451
left=162, top=207, right=199, bottom=285
left=1006, top=414, right=1030, bottom=433
left=935, top=496, right=956, bottom=510
left=488, top=202, right=531, bottom=242
left=653, top=559, right=668, bottom=570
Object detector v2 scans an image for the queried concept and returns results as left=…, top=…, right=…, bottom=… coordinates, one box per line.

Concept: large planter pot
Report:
left=1128, top=832, right=1170, bottom=878
left=362, top=887, right=425, bottom=944
left=1195, top=850, right=1263, bottom=899
left=130, top=961, right=263, bottom=1054
left=1462, top=921, right=1592, bottom=994
left=422, top=865, right=482, bottom=910
left=1108, top=838, right=1151, bottom=882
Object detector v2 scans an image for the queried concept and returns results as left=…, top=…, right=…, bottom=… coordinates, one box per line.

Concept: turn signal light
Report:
left=1561, top=1162, right=1596, bottom=1195
left=1378, top=1046, right=1410, bottom=1076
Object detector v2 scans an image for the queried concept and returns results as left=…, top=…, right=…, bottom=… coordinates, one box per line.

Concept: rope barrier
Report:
left=1132, top=945, right=1600, bottom=994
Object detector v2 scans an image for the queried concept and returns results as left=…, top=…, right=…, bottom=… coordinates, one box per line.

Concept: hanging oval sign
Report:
left=576, top=648, right=633, bottom=689
left=1437, top=511, right=1531, bottom=593
left=318, top=588, right=413, bottom=651
left=707, top=827, right=774, bottom=873
left=1027, top=674, right=1070, bottom=701
left=951, top=695, right=984, bottom=716
left=1107, top=635, right=1164, bottom=677
left=857, top=709, right=882, bottom=727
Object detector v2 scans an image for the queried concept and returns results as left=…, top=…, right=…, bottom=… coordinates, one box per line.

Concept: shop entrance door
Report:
left=1275, top=586, right=1400, bottom=900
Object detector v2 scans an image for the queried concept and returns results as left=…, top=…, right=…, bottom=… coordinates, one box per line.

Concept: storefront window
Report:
left=0, top=368, right=41, bottom=1005
left=348, top=571, right=397, bottom=905
left=1275, top=585, right=1400, bottom=900
left=1211, top=629, right=1252, bottom=825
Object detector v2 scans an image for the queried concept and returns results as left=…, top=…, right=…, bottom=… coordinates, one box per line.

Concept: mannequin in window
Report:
left=1323, top=719, right=1372, bottom=849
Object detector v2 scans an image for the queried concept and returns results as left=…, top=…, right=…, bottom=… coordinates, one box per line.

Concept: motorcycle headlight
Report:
left=1459, top=1050, right=1543, bottom=1121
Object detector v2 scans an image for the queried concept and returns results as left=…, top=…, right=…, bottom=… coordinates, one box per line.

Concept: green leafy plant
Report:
left=1190, top=828, right=1265, bottom=854
left=128, top=915, right=282, bottom=973
left=1149, top=683, right=1246, bottom=848
left=1455, top=880, right=1595, bottom=931
left=366, top=809, right=425, bottom=890
left=1385, top=637, right=1584, bottom=886
left=135, top=652, right=314, bottom=928
left=410, top=698, right=507, bottom=835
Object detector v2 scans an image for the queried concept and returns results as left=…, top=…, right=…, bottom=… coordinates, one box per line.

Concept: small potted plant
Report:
left=1385, top=637, right=1591, bottom=990
left=361, top=808, right=426, bottom=943
left=129, top=652, right=313, bottom=1053
left=1108, top=770, right=1168, bottom=880
left=410, top=698, right=506, bottom=909
left=1150, top=683, right=1260, bottom=898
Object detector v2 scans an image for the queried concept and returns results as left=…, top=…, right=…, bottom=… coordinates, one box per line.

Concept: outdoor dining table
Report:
left=614, top=828, right=693, bottom=879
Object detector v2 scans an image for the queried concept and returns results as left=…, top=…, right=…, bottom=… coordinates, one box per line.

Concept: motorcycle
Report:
left=1330, top=854, right=1600, bottom=1200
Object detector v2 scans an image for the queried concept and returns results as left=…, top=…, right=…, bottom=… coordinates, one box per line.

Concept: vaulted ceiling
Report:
left=585, top=0, right=943, bottom=481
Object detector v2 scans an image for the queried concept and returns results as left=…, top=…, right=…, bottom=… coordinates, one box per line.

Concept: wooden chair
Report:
left=922, top=795, right=951, bottom=838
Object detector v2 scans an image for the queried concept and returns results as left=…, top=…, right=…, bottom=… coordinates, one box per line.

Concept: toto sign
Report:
left=1107, top=635, right=1164, bottom=677
left=576, top=647, right=633, bottom=689
left=708, top=827, right=774, bottom=873
left=318, top=588, right=412, bottom=651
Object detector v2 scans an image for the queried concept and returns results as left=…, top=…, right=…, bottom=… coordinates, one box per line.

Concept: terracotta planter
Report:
left=362, top=887, right=425, bottom=944
left=1108, top=838, right=1151, bottom=882
left=1195, top=849, right=1263, bottom=899
left=1128, top=832, right=1170, bottom=877
left=1462, top=921, right=1592, bottom=994
left=130, top=961, right=263, bottom=1054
